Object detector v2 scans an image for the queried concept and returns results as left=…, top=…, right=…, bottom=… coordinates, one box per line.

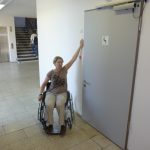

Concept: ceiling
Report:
left=0, top=0, right=36, bottom=17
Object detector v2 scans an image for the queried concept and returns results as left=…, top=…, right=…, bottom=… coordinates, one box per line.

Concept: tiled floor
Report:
left=0, top=61, right=121, bottom=150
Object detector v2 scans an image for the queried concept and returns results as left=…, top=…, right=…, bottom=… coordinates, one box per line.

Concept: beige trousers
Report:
left=45, top=92, right=67, bottom=126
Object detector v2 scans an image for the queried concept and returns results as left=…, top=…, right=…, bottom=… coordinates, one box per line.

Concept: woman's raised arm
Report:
left=64, top=39, right=84, bottom=70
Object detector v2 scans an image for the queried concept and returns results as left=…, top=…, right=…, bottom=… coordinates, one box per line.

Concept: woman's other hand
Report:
left=38, top=94, right=43, bottom=101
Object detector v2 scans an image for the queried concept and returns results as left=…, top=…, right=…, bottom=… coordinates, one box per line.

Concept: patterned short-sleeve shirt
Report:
left=46, top=67, right=67, bottom=94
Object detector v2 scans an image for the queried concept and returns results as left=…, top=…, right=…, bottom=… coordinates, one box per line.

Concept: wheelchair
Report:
left=38, top=82, right=74, bottom=135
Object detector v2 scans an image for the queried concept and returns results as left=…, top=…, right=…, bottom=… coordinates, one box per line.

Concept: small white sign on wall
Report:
left=102, top=35, right=109, bottom=46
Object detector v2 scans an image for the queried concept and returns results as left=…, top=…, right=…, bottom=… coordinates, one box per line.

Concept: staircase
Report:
left=15, top=27, right=38, bottom=62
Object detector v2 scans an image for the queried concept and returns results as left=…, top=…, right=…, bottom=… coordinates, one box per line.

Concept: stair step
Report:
left=16, top=35, right=29, bottom=37
left=15, top=29, right=28, bottom=31
left=15, top=31, right=28, bottom=34
left=18, top=54, right=36, bottom=58
left=17, top=52, right=32, bottom=55
left=16, top=38, right=30, bottom=40
left=17, top=49, right=32, bottom=52
left=16, top=32, right=29, bottom=35
left=15, top=27, right=28, bottom=30
left=16, top=36, right=30, bottom=38
left=17, top=39, right=30, bottom=41
left=16, top=32, right=28, bottom=34
left=17, top=57, right=38, bottom=62
left=16, top=37, right=29, bottom=39
left=17, top=44, right=31, bottom=47
left=16, top=41, right=30, bottom=43
left=17, top=44, right=30, bottom=46
left=17, top=51, right=33, bottom=54
left=16, top=39, right=30, bottom=41
left=16, top=33, right=29, bottom=35
left=17, top=48, right=31, bottom=50
left=17, top=45, right=30, bottom=47
left=17, top=49, right=32, bottom=53
left=16, top=35, right=30, bottom=37
left=17, top=49, right=32, bottom=51
left=16, top=40, right=30, bottom=42
left=16, top=42, right=31, bottom=45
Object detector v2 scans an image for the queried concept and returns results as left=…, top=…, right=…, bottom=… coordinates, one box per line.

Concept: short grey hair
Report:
left=53, top=56, right=63, bottom=64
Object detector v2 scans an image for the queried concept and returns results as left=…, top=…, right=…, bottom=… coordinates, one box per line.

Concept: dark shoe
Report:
left=44, top=125, right=53, bottom=134
left=60, top=125, right=66, bottom=136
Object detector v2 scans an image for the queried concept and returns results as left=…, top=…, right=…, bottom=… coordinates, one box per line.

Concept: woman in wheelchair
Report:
left=38, top=39, right=84, bottom=135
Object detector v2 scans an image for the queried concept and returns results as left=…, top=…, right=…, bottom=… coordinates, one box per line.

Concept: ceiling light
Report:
left=0, top=4, right=5, bottom=10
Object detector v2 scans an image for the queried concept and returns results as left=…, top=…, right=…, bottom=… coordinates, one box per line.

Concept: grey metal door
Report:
left=82, top=8, right=139, bottom=149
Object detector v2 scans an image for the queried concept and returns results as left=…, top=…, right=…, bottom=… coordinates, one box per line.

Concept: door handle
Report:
left=83, top=80, right=90, bottom=87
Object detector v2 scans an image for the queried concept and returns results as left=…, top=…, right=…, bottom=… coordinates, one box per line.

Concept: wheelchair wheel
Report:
left=67, top=118, right=72, bottom=129
left=38, top=102, right=45, bottom=122
left=69, top=95, right=74, bottom=122
left=38, top=103, right=42, bottom=121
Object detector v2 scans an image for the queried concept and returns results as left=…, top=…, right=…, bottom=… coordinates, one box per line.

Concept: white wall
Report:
left=37, top=0, right=150, bottom=149
left=0, top=15, right=17, bottom=62
left=128, top=1, right=150, bottom=150
left=36, top=0, right=102, bottom=114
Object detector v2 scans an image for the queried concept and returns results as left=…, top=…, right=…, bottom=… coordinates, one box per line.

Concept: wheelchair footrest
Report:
left=50, top=127, right=61, bottom=135
left=44, top=124, right=61, bottom=135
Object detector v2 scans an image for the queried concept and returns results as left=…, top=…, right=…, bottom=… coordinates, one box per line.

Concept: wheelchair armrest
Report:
left=46, top=81, right=51, bottom=91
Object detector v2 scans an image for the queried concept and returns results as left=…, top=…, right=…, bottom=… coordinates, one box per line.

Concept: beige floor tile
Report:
left=45, top=139, right=74, bottom=150
left=35, top=125, right=92, bottom=150
left=33, top=142, right=62, bottom=150
left=0, top=111, right=12, bottom=119
left=73, top=114, right=87, bottom=126
left=0, top=117, right=17, bottom=126
left=49, top=126, right=90, bottom=147
left=74, top=115, right=99, bottom=137
left=23, top=124, right=45, bottom=137
left=76, top=122, right=99, bottom=138
left=13, top=111, right=33, bottom=120
left=0, top=130, right=27, bottom=148
left=104, top=143, right=121, bottom=150
left=0, top=126, right=5, bottom=136
left=4, top=122, right=26, bottom=134
left=69, top=139, right=102, bottom=150
left=4, top=138, right=34, bottom=150
left=29, top=134, right=53, bottom=149
left=91, top=134, right=112, bottom=148
left=4, top=116, right=38, bottom=134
